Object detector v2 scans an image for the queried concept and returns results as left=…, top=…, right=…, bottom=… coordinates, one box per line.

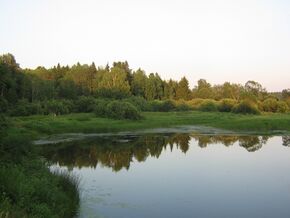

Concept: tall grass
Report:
left=0, top=161, right=80, bottom=218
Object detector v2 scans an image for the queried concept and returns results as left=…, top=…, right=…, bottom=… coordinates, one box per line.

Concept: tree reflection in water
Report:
left=42, top=134, right=288, bottom=171
left=282, top=136, right=290, bottom=147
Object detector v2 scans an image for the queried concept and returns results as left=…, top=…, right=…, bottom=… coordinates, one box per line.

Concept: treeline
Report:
left=0, top=53, right=290, bottom=117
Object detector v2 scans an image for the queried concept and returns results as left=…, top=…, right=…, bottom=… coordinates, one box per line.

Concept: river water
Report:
left=41, top=129, right=290, bottom=218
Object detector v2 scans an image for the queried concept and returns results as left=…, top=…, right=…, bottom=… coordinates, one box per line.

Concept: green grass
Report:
left=0, top=160, right=80, bottom=218
left=9, top=111, right=290, bottom=137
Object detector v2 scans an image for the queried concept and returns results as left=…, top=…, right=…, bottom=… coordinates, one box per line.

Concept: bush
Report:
left=0, top=114, right=8, bottom=134
left=124, top=96, right=150, bottom=111
left=148, top=100, right=176, bottom=112
left=218, top=99, right=237, bottom=112
left=277, top=101, right=289, bottom=113
left=74, top=96, right=96, bottom=113
left=262, top=98, right=279, bottom=112
left=0, top=97, right=8, bottom=113
left=232, top=100, right=260, bottom=115
left=198, top=99, right=219, bottom=112
left=159, top=100, right=176, bottom=112
left=286, top=98, right=290, bottom=108
left=174, top=100, right=193, bottom=111
left=175, top=103, right=192, bottom=111
left=10, top=100, right=43, bottom=116
left=44, top=100, right=71, bottom=115
left=105, top=101, right=141, bottom=120
left=187, top=98, right=205, bottom=110
left=94, top=99, right=109, bottom=117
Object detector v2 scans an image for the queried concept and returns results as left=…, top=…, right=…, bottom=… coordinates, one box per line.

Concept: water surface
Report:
left=43, top=131, right=290, bottom=218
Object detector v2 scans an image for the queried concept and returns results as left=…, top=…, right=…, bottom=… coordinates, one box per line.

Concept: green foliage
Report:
left=93, top=100, right=142, bottom=120
left=262, top=98, right=279, bottom=112
left=277, top=101, right=289, bottom=113
left=105, top=101, right=141, bottom=120
left=0, top=97, right=8, bottom=113
left=10, top=100, right=43, bottom=116
left=262, top=98, right=288, bottom=113
left=187, top=98, right=205, bottom=110
left=0, top=162, right=79, bottom=218
left=174, top=100, right=192, bottom=111
left=148, top=100, right=176, bottom=112
left=44, top=100, right=71, bottom=115
left=232, top=100, right=261, bottom=115
left=176, top=77, right=191, bottom=100
left=282, top=89, right=290, bottom=99
left=93, top=99, right=110, bottom=117
left=131, top=69, right=147, bottom=97
left=95, top=88, right=130, bottom=99
left=0, top=133, right=32, bottom=163
left=99, top=65, right=131, bottom=94
left=218, top=98, right=237, bottom=112
left=0, top=53, right=289, bottom=119
left=198, top=99, right=219, bottom=112
left=145, top=73, right=163, bottom=100
left=0, top=114, right=8, bottom=134
left=124, top=96, right=150, bottom=111
left=74, top=96, right=97, bottom=112
left=193, top=79, right=213, bottom=99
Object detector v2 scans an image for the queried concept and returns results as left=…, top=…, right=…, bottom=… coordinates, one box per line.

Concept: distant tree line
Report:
left=0, top=53, right=289, bottom=117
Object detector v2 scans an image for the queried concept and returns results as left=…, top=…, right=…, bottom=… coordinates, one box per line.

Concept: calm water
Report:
left=42, top=131, right=290, bottom=218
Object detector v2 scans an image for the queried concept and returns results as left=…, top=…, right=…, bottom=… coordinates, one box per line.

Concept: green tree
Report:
left=145, top=73, right=163, bottom=100
left=176, top=76, right=191, bottom=100
left=99, top=65, right=131, bottom=94
left=193, top=79, right=213, bottom=99
left=131, top=68, right=147, bottom=97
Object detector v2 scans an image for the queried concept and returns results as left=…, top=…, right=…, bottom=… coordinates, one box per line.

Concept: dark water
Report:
left=43, top=132, right=290, bottom=218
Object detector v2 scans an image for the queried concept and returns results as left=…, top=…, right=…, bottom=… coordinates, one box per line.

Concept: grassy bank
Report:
left=0, top=160, right=79, bottom=218
left=9, top=111, right=290, bottom=137
left=0, top=117, right=80, bottom=218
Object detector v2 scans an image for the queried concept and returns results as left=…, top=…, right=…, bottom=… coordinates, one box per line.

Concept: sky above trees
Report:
left=1, top=0, right=290, bottom=91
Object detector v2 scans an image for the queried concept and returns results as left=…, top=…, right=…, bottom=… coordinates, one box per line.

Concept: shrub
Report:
left=286, top=98, right=290, bottom=108
left=44, top=100, right=70, bottom=115
left=187, top=98, right=205, bottom=110
left=105, top=101, right=141, bottom=120
left=174, top=100, right=193, bottom=111
left=148, top=100, right=176, bottom=112
left=0, top=97, right=8, bottom=113
left=124, top=96, right=150, bottom=111
left=277, top=101, right=289, bottom=113
left=10, top=100, right=43, bottom=116
left=198, top=99, right=219, bottom=112
left=159, top=100, right=176, bottom=112
left=74, top=96, right=97, bottom=113
left=262, top=98, right=279, bottom=112
left=232, top=100, right=260, bottom=115
left=0, top=114, right=8, bottom=134
left=94, top=99, right=109, bottom=117
left=218, top=99, right=237, bottom=112
left=257, top=100, right=264, bottom=111
left=175, top=103, right=192, bottom=111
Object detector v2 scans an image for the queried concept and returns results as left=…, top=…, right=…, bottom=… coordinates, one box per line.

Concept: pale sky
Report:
left=1, top=0, right=290, bottom=91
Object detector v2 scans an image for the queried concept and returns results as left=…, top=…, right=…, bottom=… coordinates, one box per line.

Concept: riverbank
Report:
left=9, top=111, right=290, bottom=138
left=0, top=115, right=80, bottom=218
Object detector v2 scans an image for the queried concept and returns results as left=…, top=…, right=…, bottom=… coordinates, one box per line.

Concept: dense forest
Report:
left=0, top=53, right=290, bottom=118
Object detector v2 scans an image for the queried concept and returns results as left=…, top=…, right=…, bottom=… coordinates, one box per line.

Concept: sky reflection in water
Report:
left=45, top=134, right=290, bottom=218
